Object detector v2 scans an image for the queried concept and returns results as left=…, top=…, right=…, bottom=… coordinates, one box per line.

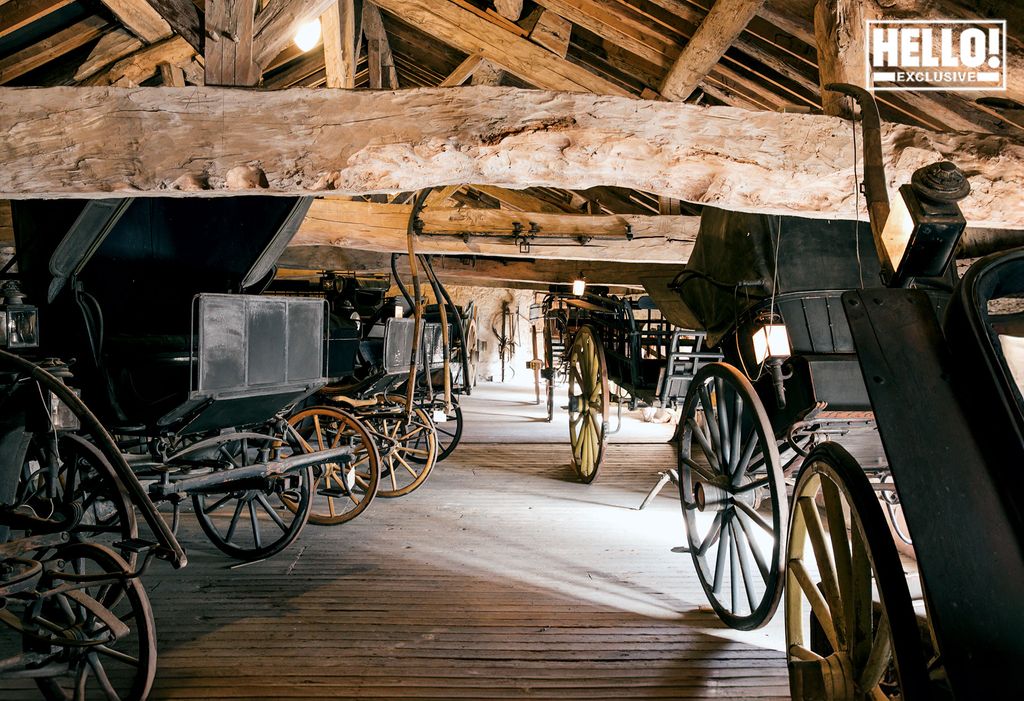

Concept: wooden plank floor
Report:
left=2, top=443, right=791, bottom=700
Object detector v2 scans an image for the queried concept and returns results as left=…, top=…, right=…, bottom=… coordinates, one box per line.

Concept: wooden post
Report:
left=814, top=0, right=874, bottom=119
left=531, top=325, right=542, bottom=404
left=205, top=0, right=260, bottom=86
left=322, top=0, right=356, bottom=89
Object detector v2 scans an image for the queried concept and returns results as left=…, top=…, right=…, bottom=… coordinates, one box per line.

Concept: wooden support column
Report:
left=205, top=0, right=260, bottom=86
left=659, top=0, right=766, bottom=102
left=2, top=86, right=1021, bottom=229
left=362, top=2, right=397, bottom=89
left=158, top=60, right=186, bottom=86
left=322, top=0, right=356, bottom=89
left=814, top=0, right=873, bottom=119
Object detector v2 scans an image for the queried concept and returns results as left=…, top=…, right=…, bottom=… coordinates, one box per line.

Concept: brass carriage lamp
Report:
left=880, top=161, right=971, bottom=286
left=0, top=282, right=39, bottom=350
left=751, top=323, right=790, bottom=365
left=572, top=277, right=587, bottom=296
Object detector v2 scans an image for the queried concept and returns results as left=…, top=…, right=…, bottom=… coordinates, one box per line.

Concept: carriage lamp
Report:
left=293, top=19, right=322, bottom=52
left=751, top=323, right=790, bottom=365
left=880, top=161, right=971, bottom=286
left=572, top=278, right=587, bottom=296
left=0, top=283, right=39, bottom=350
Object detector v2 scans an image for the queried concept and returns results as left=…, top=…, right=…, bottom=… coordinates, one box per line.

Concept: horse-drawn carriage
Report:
left=542, top=289, right=719, bottom=483
left=661, top=85, right=1024, bottom=698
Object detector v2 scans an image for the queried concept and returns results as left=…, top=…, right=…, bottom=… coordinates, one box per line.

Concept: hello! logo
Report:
left=866, top=19, right=1006, bottom=91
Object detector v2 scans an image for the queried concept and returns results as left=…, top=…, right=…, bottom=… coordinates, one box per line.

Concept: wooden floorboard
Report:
left=2, top=442, right=790, bottom=700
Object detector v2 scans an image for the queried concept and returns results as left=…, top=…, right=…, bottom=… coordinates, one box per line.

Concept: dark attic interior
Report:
left=0, top=1, right=1022, bottom=699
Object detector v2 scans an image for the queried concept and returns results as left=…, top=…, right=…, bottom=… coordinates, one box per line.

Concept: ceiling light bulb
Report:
left=294, top=19, right=322, bottom=52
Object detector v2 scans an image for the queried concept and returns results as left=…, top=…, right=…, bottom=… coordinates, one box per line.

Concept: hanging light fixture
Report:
left=572, top=277, right=587, bottom=296
left=293, top=19, right=322, bottom=52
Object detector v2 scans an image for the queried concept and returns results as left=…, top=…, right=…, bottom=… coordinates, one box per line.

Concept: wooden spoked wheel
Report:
left=286, top=407, right=381, bottom=526
left=192, top=434, right=312, bottom=561
left=26, top=542, right=158, bottom=701
left=786, top=443, right=928, bottom=701
left=464, top=319, right=479, bottom=388
left=678, top=362, right=786, bottom=630
left=365, top=397, right=438, bottom=498
left=567, top=325, right=609, bottom=483
left=409, top=402, right=462, bottom=463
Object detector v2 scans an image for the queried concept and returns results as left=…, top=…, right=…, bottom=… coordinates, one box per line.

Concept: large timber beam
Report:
left=1, top=86, right=1022, bottom=229
left=277, top=247, right=679, bottom=287
left=659, top=0, right=766, bottom=102
left=814, top=0, right=872, bottom=119
left=295, top=198, right=698, bottom=263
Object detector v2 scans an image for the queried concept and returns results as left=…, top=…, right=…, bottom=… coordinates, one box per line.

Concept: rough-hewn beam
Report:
left=362, top=2, right=397, bottom=89
left=371, top=0, right=628, bottom=95
left=145, top=0, right=203, bottom=53
left=205, top=0, right=260, bottom=86
left=278, top=246, right=678, bottom=287
left=80, top=35, right=194, bottom=86
left=439, top=53, right=485, bottom=87
left=294, top=198, right=698, bottom=263
left=254, top=0, right=335, bottom=68
left=0, top=0, right=74, bottom=40
left=1, top=86, right=1021, bottom=229
left=322, top=0, right=356, bottom=89
left=73, top=29, right=144, bottom=83
left=813, top=0, right=871, bottom=119
left=660, top=0, right=765, bottom=101
left=0, top=15, right=110, bottom=84
left=493, top=0, right=522, bottom=22
left=98, top=0, right=171, bottom=43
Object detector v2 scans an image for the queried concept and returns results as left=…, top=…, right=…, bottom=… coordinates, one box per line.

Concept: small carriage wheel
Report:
left=786, top=443, right=929, bottom=701
left=286, top=407, right=381, bottom=526
left=18, top=432, right=139, bottom=567
left=409, top=401, right=462, bottom=463
left=26, top=542, right=158, bottom=701
left=191, top=435, right=312, bottom=561
left=567, top=325, right=610, bottom=483
left=465, top=319, right=479, bottom=388
left=362, top=396, right=438, bottom=498
left=678, top=362, right=786, bottom=630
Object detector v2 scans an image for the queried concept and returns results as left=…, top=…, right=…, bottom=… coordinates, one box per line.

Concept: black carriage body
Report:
left=665, top=208, right=893, bottom=432
left=11, top=197, right=327, bottom=435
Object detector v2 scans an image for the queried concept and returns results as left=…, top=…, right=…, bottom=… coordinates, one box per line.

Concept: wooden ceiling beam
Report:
left=98, top=0, right=172, bottom=43
left=73, top=29, right=144, bottom=83
left=660, top=0, right=766, bottom=101
left=293, top=198, right=698, bottom=263
left=370, top=0, right=630, bottom=95
left=145, top=0, right=203, bottom=53
left=2, top=85, right=1020, bottom=229
left=0, top=15, right=110, bottom=85
left=362, top=1, right=397, bottom=89
left=813, top=0, right=868, bottom=119
left=80, top=35, right=194, bottom=85
left=439, top=52, right=485, bottom=87
left=0, top=0, right=74, bottom=41
left=278, top=246, right=678, bottom=287
left=322, top=0, right=356, bottom=88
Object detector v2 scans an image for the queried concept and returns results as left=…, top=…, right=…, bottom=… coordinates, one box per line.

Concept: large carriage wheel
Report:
left=567, top=325, right=609, bottom=483
left=678, top=362, right=786, bottom=630
left=363, top=397, right=438, bottom=497
left=286, top=407, right=381, bottom=526
left=191, top=435, right=312, bottom=561
left=409, top=401, right=462, bottom=463
left=17, top=432, right=139, bottom=566
left=786, top=443, right=929, bottom=700
left=26, top=542, right=158, bottom=701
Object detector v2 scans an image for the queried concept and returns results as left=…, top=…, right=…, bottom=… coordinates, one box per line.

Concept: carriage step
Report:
left=114, top=538, right=160, bottom=554
left=317, top=487, right=350, bottom=498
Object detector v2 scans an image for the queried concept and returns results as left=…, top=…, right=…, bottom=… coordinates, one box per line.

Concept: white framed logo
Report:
left=866, top=19, right=1006, bottom=91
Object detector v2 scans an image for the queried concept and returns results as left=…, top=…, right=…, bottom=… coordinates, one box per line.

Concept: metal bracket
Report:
left=413, top=216, right=425, bottom=234
left=625, top=223, right=633, bottom=241
left=577, top=236, right=593, bottom=245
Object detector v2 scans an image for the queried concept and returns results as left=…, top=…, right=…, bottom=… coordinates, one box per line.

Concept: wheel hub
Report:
left=789, top=652, right=856, bottom=701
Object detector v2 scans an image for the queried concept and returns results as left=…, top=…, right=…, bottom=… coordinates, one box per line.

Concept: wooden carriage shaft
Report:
left=1, top=86, right=1021, bottom=229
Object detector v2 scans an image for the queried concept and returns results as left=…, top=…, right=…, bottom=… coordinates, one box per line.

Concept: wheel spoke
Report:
left=717, top=378, right=732, bottom=467
left=248, top=499, right=262, bottom=549
left=732, top=498, right=774, bottom=535
left=224, top=498, right=245, bottom=543
left=797, top=495, right=846, bottom=648
left=789, top=558, right=840, bottom=651
left=87, top=652, right=120, bottom=701
left=255, top=492, right=288, bottom=532
left=202, top=492, right=235, bottom=516
left=822, top=479, right=855, bottom=655
left=95, top=644, right=139, bottom=666
left=732, top=430, right=760, bottom=485
left=711, top=510, right=731, bottom=596
left=789, top=643, right=824, bottom=662
left=734, top=505, right=770, bottom=581
left=731, top=520, right=761, bottom=613
left=732, top=475, right=769, bottom=494
left=687, top=417, right=721, bottom=473
left=858, top=612, right=892, bottom=692
left=849, top=511, right=874, bottom=670
left=729, top=522, right=740, bottom=612
left=729, top=392, right=743, bottom=473
left=696, top=510, right=724, bottom=557
left=697, top=382, right=723, bottom=458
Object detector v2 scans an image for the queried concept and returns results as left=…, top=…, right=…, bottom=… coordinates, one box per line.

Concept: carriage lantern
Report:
left=572, top=278, right=587, bottom=296
left=0, top=282, right=39, bottom=350
left=751, top=321, right=791, bottom=365
left=880, top=160, right=971, bottom=286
